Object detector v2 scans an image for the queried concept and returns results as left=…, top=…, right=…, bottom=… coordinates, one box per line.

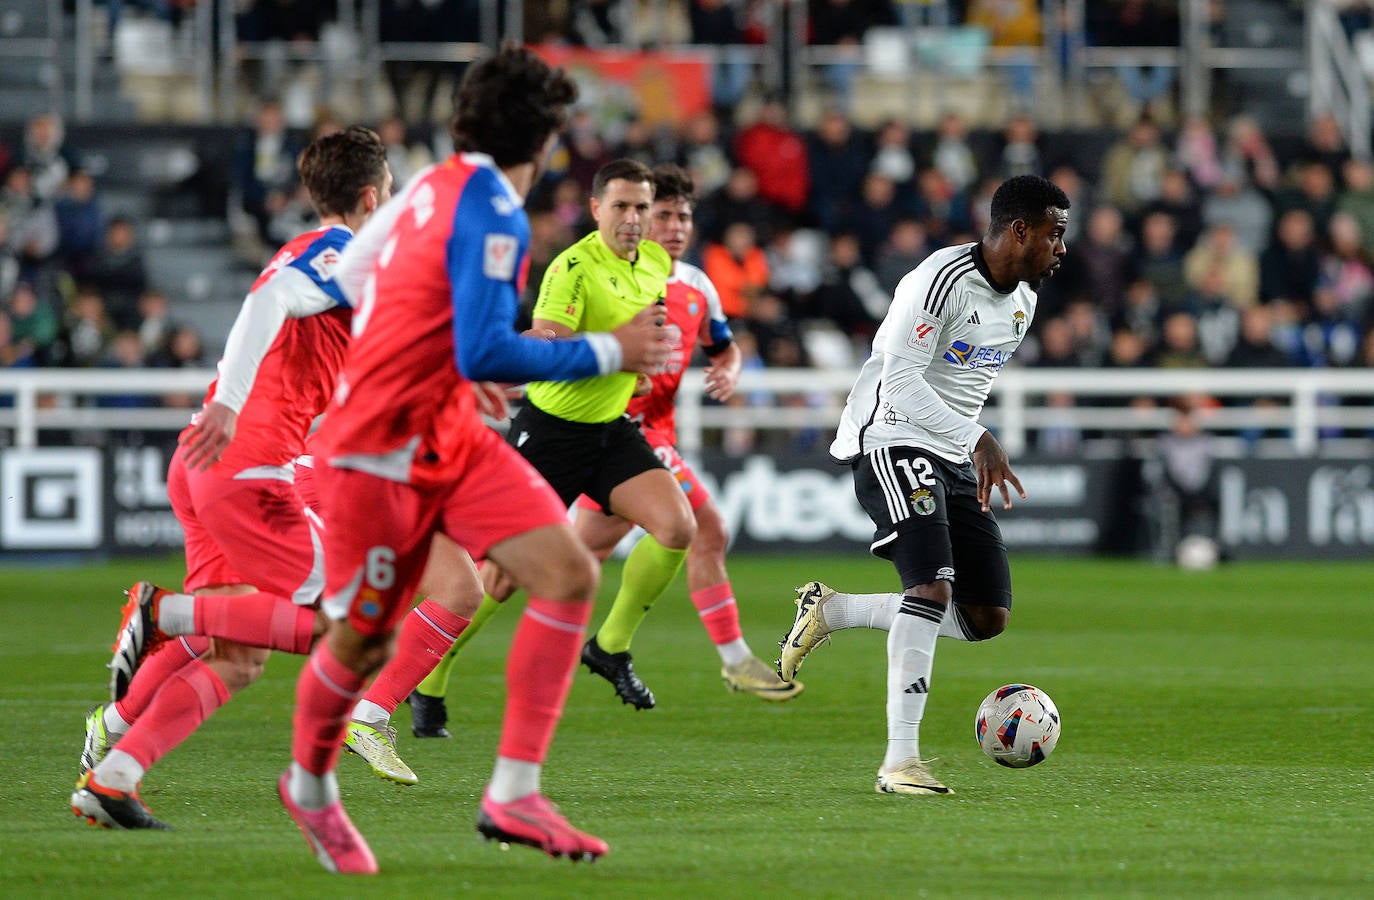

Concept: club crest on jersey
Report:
left=490, top=194, right=515, bottom=216
left=906, top=313, right=940, bottom=353
left=1012, top=310, right=1027, bottom=339
left=910, top=488, right=936, bottom=516
left=484, top=234, right=518, bottom=280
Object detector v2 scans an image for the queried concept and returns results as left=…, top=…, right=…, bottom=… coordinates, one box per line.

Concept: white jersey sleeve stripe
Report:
left=929, top=259, right=975, bottom=319
left=922, top=251, right=973, bottom=314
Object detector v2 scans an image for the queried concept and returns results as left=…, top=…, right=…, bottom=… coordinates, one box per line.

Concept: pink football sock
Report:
left=114, top=657, right=231, bottom=770
left=497, top=597, right=592, bottom=763
left=691, top=582, right=743, bottom=645
left=292, top=643, right=368, bottom=776
left=362, top=600, right=470, bottom=713
left=114, top=636, right=211, bottom=724
left=195, top=593, right=315, bottom=654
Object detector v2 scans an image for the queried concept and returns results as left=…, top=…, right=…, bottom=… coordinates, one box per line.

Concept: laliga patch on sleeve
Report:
left=309, top=247, right=341, bottom=281
left=906, top=313, right=940, bottom=353
left=484, top=234, right=519, bottom=281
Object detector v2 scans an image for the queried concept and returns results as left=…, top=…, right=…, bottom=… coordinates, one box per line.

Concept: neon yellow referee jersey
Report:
left=526, top=231, right=671, bottom=423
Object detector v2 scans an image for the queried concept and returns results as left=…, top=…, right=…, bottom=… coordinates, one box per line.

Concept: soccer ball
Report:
left=975, top=684, right=1061, bottom=768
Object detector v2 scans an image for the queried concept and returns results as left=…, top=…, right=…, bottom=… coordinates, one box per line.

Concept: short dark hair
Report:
left=298, top=125, right=388, bottom=218
left=591, top=158, right=653, bottom=199
left=988, top=174, right=1071, bottom=235
left=650, top=163, right=696, bottom=205
left=451, top=44, right=578, bottom=169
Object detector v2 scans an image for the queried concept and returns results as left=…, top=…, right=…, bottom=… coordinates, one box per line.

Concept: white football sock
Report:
left=716, top=637, right=752, bottom=667
left=488, top=757, right=541, bottom=803
left=825, top=591, right=900, bottom=631
left=288, top=762, right=339, bottom=811
left=938, top=602, right=974, bottom=641
left=93, top=749, right=146, bottom=793
left=351, top=699, right=390, bottom=726
left=156, top=593, right=196, bottom=635
left=102, top=704, right=131, bottom=739
left=882, top=596, right=944, bottom=771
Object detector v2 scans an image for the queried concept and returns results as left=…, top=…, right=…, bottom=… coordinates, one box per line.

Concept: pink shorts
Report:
left=574, top=428, right=710, bottom=514
left=318, top=430, right=568, bottom=636
left=168, top=444, right=325, bottom=603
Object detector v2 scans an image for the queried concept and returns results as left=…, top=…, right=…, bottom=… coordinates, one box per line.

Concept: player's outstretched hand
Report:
left=180, top=401, right=237, bottom=471
left=613, top=305, right=671, bottom=374
left=972, top=431, right=1026, bottom=512
left=474, top=382, right=512, bottom=421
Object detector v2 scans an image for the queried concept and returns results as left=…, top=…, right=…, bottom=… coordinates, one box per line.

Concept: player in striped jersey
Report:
left=775, top=174, right=1071, bottom=796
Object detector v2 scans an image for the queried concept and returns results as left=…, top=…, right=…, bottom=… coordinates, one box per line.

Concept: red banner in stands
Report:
left=533, top=46, right=712, bottom=126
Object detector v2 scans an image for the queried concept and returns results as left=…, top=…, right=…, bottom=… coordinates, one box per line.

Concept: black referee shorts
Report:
left=851, top=444, right=1012, bottom=608
left=508, top=403, right=664, bottom=511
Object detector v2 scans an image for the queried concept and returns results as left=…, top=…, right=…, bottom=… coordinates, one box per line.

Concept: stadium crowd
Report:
left=2, top=2, right=1370, bottom=450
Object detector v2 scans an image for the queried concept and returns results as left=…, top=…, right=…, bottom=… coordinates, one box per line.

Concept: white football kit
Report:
left=831, top=242, right=1038, bottom=466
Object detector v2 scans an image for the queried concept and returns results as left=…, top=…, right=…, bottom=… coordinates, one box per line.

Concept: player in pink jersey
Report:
left=280, top=46, right=669, bottom=873
left=72, top=127, right=394, bottom=831
left=573, top=164, right=803, bottom=701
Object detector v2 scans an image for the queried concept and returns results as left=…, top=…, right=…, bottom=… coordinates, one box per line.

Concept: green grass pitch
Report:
left=1, top=554, right=1371, bottom=897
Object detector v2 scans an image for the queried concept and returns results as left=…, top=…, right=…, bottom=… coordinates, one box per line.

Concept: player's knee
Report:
left=690, top=513, right=729, bottom=561
left=960, top=605, right=1009, bottom=641
left=528, top=543, right=599, bottom=602
left=214, top=644, right=271, bottom=692
left=908, top=580, right=953, bottom=605
left=654, top=508, right=696, bottom=551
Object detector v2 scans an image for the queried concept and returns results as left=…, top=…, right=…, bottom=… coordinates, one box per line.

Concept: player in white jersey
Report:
left=775, top=174, right=1070, bottom=796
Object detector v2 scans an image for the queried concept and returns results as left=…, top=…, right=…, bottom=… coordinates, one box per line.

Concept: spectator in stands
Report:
left=134, top=288, right=174, bottom=357
left=703, top=221, right=770, bottom=319
left=1260, top=209, right=1321, bottom=307
left=996, top=114, right=1043, bottom=180
left=1294, top=112, right=1350, bottom=187
left=871, top=120, right=917, bottom=191
left=1184, top=222, right=1259, bottom=310
left=966, top=0, right=1041, bottom=111
left=1337, top=157, right=1374, bottom=258
left=380, top=0, right=477, bottom=122
left=764, top=222, right=826, bottom=300
left=1277, top=161, right=1338, bottom=237
left=1099, top=0, right=1180, bottom=120
left=1104, top=324, right=1153, bottom=369
left=20, top=113, right=75, bottom=204
left=377, top=115, right=433, bottom=191
left=522, top=209, right=575, bottom=315
left=1152, top=310, right=1208, bottom=368
left=0, top=311, right=30, bottom=368
left=1101, top=114, right=1169, bottom=215
left=1186, top=266, right=1241, bottom=365
left=1069, top=205, right=1134, bottom=318
left=695, top=165, right=774, bottom=245
left=808, top=0, right=889, bottom=108
left=89, top=216, right=149, bottom=330
left=1300, top=285, right=1364, bottom=368
left=1136, top=210, right=1189, bottom=311
left=267, top=182, right=318, bottom=245
left=1033, top=315, right=1080, bottom=367
left=0, top=213, right=19, bottom=303
left=1048, top=164, right=1087, bottom=244
left=0, top=166, right=60, bottom=283
left=930, top=112, right=979, bottom=195
left=1201, top=166, right=1273, bottom=255
left=677, top=110, right=732, bottom=197
left=1174, top=116, right=1224, bottom=192
left=5, top=282, right=59, bottom=366
left=806, top=108, right=868, bottom=234
left=913, top=166, right=973, bottom=243
left=1141, top=167, right=1203, bottom=252
left=55, top=169, right=104, bottom=283
left=1226, top=303, right=1292, bottom=368
left=804, top=232, right=885, bottom=340
left=734, top=95, right=809, bottom=219
left=1064, top=297, right=1111, bottom=366
left=688, top=0, right=752, bottom=111
left=564, top=110, right=613, bottom=193
left=846, top=172, right=909, bottom=265
left=65, top=285, right=113, bottom=367
left=232, top=98, right=302, bottom=247
left=1117, top=278, right=1163, bottom=338
left=148, top=322, right=209, bottom=408
left=1317, top=211, right=1374, bottom=320
left=1221, top=114, right=1281, bottom=194
left=97, top=331, right=155, bottom=408
left=874, top=217, right=930, bottom=296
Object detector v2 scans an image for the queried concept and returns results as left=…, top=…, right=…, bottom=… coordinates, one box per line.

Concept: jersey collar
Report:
left=971, top=242, right=1016, bottom=295
left=460, top=152, right=525, bottom=209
